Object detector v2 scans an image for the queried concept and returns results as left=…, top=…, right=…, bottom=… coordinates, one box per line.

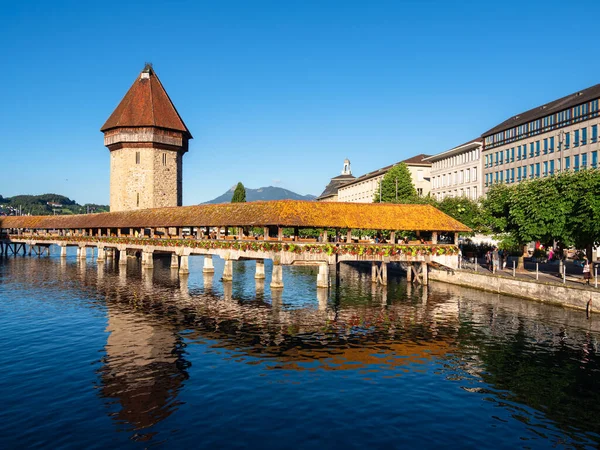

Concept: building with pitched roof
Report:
left=316, top=158, right=355, bottom=202
left=101, top=64, right=193, bottom=212
left=423, top=138, right=483, bottom=201
left=481, top=83, right=600, bottom=193
left=334, top=154, right=431, bottom=203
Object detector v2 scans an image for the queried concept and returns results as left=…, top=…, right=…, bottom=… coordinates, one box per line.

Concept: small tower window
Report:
left=136, top=193, right=140, bottom=207
left=136, top=151, right=140, bottom=164
left=162, top=153, right=167, bottom=166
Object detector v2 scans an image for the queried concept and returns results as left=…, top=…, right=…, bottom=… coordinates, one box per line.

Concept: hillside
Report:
left=204, top=186, right=316, bottom=204
left=0, top=193, right=108, bottom=216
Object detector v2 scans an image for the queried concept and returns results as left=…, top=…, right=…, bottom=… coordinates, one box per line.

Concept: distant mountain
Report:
left=204, top=186, right=316, bottom=204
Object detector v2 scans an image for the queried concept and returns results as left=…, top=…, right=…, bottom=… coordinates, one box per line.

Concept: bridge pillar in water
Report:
left=421, top=262, right=428, bottom=285
left=170, top=253, right=179, bottom=269
left=255, top=260, right=265, bottom=279
left=270, top=261, right=284, bottom=289
left=143, top=251, right=154, bottom=269
left=78, top=246, right=87, bottom=260
left=97, top=261, right=104, bottom=280
left=317, top=286, right=328, bottom=310
left=317, top=263, right=329, bottom=288
left=60, top=245, right=67, bottom=258
left=118, top=248, right=127, bottom=265
left=203, top=272, right=213, bottom=292
left=222, top=259, right=233, bottom=282
left=97, top=247, right=105, bottom=262
left=371, top=262, right=387, bottom=285
left=179, top=255, right=189, bottom=274
left=203, top=255, right=214, bottom=273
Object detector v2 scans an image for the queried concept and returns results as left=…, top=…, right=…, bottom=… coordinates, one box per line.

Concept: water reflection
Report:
left=99, top=306, right=188, bottom=439
left=2, top=253, right=600, bottom=448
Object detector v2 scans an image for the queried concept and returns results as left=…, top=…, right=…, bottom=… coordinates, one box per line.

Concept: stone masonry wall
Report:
left=429, top=267, right=599, bottom=311
left=110, top=147, right=181, bottom=211
left=152, top=149, right=181, bottom=209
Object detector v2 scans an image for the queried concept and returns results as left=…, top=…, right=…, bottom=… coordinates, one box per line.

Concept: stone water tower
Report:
left=101, top=64, right=192, bottom=212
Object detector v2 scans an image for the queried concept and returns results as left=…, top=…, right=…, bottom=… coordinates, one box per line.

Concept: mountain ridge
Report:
left=203, top=186, right=316, bottom=204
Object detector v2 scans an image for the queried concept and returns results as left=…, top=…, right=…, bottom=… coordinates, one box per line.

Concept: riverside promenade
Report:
left=431, top=256, right=600, bottom=311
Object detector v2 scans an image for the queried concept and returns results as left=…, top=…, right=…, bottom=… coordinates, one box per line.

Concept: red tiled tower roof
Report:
left=101, top=64, right=192, bottom=139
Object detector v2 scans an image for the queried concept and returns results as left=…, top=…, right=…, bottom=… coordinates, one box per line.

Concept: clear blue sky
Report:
left=2, top=0, right=600, bottom=205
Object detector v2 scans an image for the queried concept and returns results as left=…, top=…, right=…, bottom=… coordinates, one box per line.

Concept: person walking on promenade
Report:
left=485, top=250, right=492, bottom=271
left=583, top=257, right=591, bottom=285
left=492, top=247, right=500, bottom=274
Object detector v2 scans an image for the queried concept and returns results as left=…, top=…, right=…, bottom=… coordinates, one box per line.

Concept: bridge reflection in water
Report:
left=2, top=252, right=600, bottom=448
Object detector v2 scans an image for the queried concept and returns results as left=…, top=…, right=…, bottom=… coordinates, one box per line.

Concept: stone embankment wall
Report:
left=429, top=267, right=599, bottom=311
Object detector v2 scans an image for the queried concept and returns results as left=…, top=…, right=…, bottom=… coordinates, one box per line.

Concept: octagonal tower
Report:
left=101, top=64, right=192, bottom=212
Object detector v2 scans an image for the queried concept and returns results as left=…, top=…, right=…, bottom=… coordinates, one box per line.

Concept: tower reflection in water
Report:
left=98, top=262, right=190, bottom=440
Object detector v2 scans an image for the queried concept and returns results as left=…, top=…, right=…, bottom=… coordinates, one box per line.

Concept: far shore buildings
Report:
left=424, top=138, right=483, bottom=201
left=316, top=159, right=355, bottom=202
left=318, top=155, right=431, bottom=203
left=482, top=83, right=600, bottom=193
left=338, top=82, right=600, bottom=204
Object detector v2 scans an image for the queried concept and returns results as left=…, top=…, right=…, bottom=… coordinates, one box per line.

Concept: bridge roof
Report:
left=0, top=200, right=471, bottom=232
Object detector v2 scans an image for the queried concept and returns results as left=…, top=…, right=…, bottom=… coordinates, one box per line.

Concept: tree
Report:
left=556, top=169, right=600, bottom=260
left=480, top=183, right=530, bottom=269
left=481, top=170, right=600, bottom=265
left=231, top=182, right=246, bottom=203
left=373, top=163, right=417, bottom=203
left=436, top=196, right=484, bottom=233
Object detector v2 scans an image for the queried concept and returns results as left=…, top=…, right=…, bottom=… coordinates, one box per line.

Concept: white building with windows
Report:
left=424, top=139, right=483, bottom=201
left=482, top=83, right=600, bottom=192
left=335, top=154, right=431, bottom=203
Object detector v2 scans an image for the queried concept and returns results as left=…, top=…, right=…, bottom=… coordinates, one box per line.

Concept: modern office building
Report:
left=482, top=83, right=600, bottom=192
left=424, top=138, right=483, bottom=201
left=335, top=154, right=431, bottom=203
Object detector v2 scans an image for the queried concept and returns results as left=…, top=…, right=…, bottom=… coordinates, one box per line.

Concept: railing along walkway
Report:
left=459, top=256, right=599, bottom=291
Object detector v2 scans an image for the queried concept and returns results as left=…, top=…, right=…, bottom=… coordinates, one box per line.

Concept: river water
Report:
left=1, top=248, right=600, bottom=449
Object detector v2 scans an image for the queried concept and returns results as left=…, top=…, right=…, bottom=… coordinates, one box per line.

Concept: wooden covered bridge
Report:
left=0, top=200, right=470, bottom=287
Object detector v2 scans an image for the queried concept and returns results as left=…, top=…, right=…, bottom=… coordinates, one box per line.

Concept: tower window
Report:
left=136, top=151, right=140, bottom=164
left=162, top=153, right=167, bottom=166
left=136, top=193, right=139, bottom=207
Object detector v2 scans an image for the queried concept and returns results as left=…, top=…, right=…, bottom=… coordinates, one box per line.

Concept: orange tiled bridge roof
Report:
left=0, top=200, right=471, bottom=232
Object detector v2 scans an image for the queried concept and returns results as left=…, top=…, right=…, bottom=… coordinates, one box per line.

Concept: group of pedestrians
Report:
left=483, top=246, right=595, bottom=285
left=485, top=247, right=506, bottom=273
